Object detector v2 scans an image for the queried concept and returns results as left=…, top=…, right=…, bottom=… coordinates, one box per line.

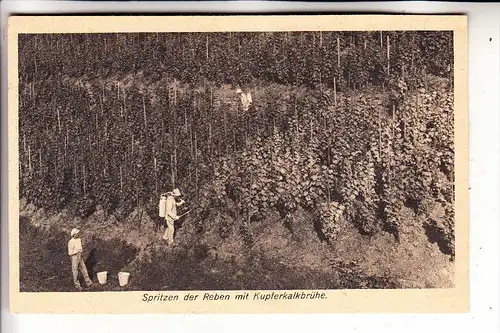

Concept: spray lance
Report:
left=177, top=210, right=190, bottom=219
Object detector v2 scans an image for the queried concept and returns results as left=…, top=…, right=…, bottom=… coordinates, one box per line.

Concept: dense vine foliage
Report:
left=18, top=31, right=454, bottom=256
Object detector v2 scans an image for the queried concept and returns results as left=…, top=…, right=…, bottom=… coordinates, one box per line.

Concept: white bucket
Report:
left=97, top=271, right=108, bottom=285
left=118, top=272, right=130, bottom=287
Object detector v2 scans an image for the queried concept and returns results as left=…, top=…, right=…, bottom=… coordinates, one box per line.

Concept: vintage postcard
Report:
left=8, top=15, right=468, bottom=314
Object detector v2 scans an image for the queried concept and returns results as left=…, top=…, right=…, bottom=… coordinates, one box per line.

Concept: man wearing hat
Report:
left=68, top=228, right=93, bottom=290
left=162, top=188, right=185, bottom=245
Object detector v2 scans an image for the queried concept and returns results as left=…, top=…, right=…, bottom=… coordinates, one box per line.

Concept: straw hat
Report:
left=172, top=188, right=182, bottom=197
left=71, top=228, right=80, bottom=237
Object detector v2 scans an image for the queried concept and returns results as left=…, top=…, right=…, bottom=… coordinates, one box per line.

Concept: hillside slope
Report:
left=20, top=196, right=453, bottom=292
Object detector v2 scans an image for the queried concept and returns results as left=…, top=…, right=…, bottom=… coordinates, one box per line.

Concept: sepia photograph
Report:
left=8, top=15, right=468, bottom=313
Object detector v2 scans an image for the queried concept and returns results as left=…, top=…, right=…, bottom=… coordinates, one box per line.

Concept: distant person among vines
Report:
left=236, top=85, right=255, bottom=136
left=236, top=86, right=253, bottom=113
left=68, top=228, right=93, bottom=291
left=161, top=188, right=185, bottom=245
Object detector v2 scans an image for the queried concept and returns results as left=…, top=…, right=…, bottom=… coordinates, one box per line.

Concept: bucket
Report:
left=97, top=271, right=108, bottom=285
left=118, top=272, right=130, bottom=287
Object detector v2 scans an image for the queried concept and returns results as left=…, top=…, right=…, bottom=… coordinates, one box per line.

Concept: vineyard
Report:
left=18, top=31, right=455, bottom=290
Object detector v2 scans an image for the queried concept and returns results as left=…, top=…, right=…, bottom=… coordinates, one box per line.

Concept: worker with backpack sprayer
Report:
left=158, top=188, right=188, bottom=245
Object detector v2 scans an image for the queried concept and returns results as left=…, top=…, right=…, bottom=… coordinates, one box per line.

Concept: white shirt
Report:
left=165, top=195, right=177, bottom=220
left=68, top=238, right=83, bottom=256
left=164, top=195, right=185, bottom=220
